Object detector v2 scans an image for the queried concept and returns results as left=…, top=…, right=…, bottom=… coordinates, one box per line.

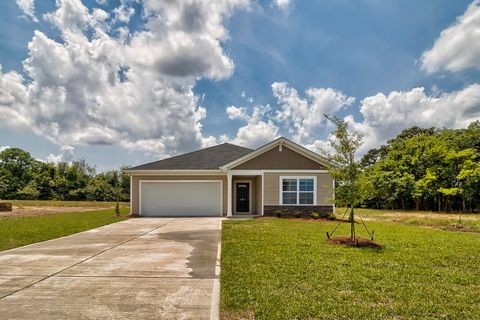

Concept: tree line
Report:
left=357, top=121, right=480, bottom=212
left=1, top=121, right=479, bottom=212
left=0, top=148, right=130, bottom=202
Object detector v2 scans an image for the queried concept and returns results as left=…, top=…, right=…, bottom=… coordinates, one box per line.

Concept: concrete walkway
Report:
left=0, top=218, right=222, bottom=319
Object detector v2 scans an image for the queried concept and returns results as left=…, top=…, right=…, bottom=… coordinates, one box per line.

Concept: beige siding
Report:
left=131, top=175, right=227, bottom=215
left=232, top=146, right=326, bottom=170
left=264, top=172, right=333, bottom=205
left=232, top=177, right=257, bottom=214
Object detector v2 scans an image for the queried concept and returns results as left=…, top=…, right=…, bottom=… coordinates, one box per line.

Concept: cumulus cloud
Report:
left=226, top=105, right=249, bottom=121
left=225, top=105, right=280, bottom=148
left=269, top=82, right=480, bottom=156
left=92, top=8, right=109, bottom=22
left=16, top=0, right=38, bottom=22
left=421, top=0, right=480, bottom=73
left=0, top=0, right=249, bottom=158
left=113, top=3, right=135, bottom=23
left=348, top=84, right=480, bottom=153
left=46, top=145, right=75, bottom=163
left=272, top=82, right=355, bottom=145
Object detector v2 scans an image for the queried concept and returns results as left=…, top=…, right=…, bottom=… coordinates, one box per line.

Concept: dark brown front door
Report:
left=236, top=183, right=250, bottom=213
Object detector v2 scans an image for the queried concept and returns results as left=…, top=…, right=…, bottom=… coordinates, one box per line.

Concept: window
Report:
left=281, top=177, right=315, bottom=205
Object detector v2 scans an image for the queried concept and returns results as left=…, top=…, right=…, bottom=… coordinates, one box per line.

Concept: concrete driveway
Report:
left=0, top=218, right=222, bottom=319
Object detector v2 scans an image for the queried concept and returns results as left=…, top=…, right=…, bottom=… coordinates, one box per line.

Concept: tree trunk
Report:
left=414, top=199, right=420, bottom=211
left=349, top=205, right=356, bottom=240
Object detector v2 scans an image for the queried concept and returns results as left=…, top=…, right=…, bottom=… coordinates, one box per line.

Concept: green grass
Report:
left=0, top=208, right=129, bottom=251
left=3, top=199, right=129, bottom=208
left=221, top=218, right=480, bottom=320
left=337, top=207, right=480, bottom=232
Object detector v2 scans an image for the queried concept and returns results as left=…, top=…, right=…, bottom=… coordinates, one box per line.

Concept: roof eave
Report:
left=123, top=169, right=224, bottom=175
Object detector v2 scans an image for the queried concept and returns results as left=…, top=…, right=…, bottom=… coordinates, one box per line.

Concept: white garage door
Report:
left=140, top=181, right=222, bottom=217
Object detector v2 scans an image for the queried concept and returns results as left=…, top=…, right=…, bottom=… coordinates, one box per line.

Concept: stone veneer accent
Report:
left=263, top=205, right=333, bottom=218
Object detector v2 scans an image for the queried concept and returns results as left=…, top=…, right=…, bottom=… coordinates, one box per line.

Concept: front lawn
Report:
left=221, top=218, right=480, bottom=319
left=339, top=207, right=480, bottom=232
left=0, top=208, right=129, bottom=251
left=5, top=199, right=130, bottom=208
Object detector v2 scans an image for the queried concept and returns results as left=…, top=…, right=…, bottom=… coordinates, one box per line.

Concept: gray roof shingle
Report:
left=128, top=143, right=254, bottom=170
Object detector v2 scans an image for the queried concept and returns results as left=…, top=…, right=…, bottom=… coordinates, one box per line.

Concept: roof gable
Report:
left=127, top=143, right=253, bottom=171
left=230, top=145, right=326, bottom=170
left=222, top=137, right=333, bottom=170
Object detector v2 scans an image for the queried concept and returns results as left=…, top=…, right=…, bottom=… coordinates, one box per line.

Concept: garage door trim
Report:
left=138, top=180, right=223, bottom=216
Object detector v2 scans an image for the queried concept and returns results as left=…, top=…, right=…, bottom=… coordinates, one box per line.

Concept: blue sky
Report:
left=0, top=0, right=479, bottom=171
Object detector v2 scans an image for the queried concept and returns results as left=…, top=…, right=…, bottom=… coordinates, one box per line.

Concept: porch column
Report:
left=227, top=173, right=233, bottom=216
left=260, top=173, right=264, bottom=216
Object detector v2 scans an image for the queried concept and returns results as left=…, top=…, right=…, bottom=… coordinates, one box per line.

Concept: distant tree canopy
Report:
left=358, top=121, right=480, bottom=212
left=1, top=121, right=479, bottom=212
left=0, top=148, right=130, bottom=202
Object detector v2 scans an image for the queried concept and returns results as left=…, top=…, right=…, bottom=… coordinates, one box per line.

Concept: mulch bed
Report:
left=285, top=217, right=336, bottom=222
left=328, top=236, right=384, bottom=249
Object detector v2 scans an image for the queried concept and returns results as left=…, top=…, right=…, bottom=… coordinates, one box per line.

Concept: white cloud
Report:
left=92, top=8, right=109, bottom=22
left=272, top=0, right=291, bottom=11
left=16, top=0, right=38, bottom=22
left=0, top=146, right=10, bottom=153
left=46, top=145, right=75, bottom=163
left=96, top=0, right=108, bottom=4
left=225, top=105, right=280, bottom=148
left=226, top=105, right=249, bottom=121
left=269, top=82, right=480, bottom=157
left=272, top=82, right=355, bottom=145
left=113, top=3, right=135, bottom=23
left=240, top=90, right=254, bottom=103
left=350, top=84, right=480, bottom=153
left=421, top=0, right=480, bottom=73
left=0, top=0, right=250, bottom=158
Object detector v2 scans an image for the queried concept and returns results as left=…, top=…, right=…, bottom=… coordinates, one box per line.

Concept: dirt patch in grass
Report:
left=328, top=236, right=384, bottom=249
left=285, top=217, right=337, bottom=223
left=441, top=223, right=474, bottom=232
left=0, top=206, right=106, bottom=218
left=362, top=210, right=480, bottom=221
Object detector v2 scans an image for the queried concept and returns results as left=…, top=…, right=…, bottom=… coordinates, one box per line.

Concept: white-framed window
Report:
left=280, top=176, right=317, bottom=205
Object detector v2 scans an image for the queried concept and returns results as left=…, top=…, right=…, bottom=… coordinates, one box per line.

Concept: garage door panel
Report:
left=140, top=181, right=222, bottom=216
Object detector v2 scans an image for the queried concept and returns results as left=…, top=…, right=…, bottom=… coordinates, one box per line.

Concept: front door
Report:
left=236, top=183, right=250, bottom=213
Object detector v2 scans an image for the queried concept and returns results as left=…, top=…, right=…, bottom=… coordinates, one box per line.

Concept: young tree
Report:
left=324, top=114, right=363, bottom=240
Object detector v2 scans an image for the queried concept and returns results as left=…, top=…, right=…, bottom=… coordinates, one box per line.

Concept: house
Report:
left=125, top=137, right=335, bottom=217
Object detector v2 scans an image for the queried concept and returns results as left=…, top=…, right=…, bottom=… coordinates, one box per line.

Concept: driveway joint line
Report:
left=0, top=219, right=177, bottom=300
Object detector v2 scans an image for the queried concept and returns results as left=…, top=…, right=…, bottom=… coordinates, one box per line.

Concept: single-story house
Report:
left=124, top=137, right=335, bottom=217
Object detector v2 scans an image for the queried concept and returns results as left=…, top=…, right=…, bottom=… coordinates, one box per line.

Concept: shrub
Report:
left=16, top=182, right=40, bottom=200
left=311, top=212, right=320, bottom=219
left=275, top=210, right=282, bottom=218
left=294, top=212, right=301, bottom=218
left=326, top=213, right=336, bottom=220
